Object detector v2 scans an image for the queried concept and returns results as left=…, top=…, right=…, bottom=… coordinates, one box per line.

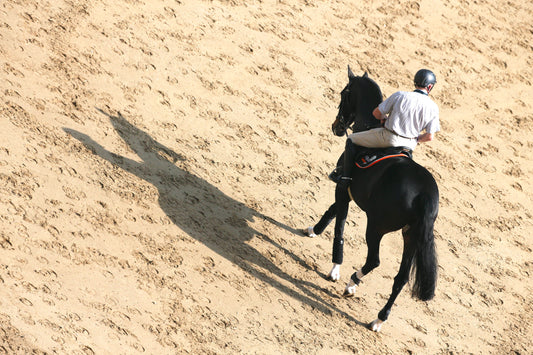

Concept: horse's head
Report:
left=331, top=66, right=383, bottom=136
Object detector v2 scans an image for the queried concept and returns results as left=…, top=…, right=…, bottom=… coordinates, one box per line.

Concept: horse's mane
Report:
left=358, top=74, right=383, bottom=104
left=351, top=74, right=384, bottom=132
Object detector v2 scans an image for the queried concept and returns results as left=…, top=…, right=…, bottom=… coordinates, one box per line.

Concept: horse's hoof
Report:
left=342, top=287, right=356, bottom=298
left=343, top=280, right=357, bottom=298
left=326, top=275, right=338, bottom=282
left=326, top=264, right=341, bottom=281
left=368, top=319, right=384, bottom=332
left=303, top=226, right=317, bottom=238
left=342, top=290, right=355, bottom=298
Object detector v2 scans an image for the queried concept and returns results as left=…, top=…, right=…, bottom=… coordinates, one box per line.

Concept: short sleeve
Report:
left=378, top=92, right=401, bottom=115
left=424, top=104, right=440, bottom=133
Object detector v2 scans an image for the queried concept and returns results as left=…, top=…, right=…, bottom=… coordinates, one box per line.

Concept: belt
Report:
left=384, top=127, right=416, bottom=140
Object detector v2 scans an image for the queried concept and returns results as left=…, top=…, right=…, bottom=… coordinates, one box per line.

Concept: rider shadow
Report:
left=64, top=109, right=365, bottom=327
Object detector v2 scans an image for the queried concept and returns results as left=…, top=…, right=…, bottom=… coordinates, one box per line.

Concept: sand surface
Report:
left=1, top=0, right=532, bottom=353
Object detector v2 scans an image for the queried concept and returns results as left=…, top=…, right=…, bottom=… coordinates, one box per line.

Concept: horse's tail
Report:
left=410, top=192, right=438, bottom=301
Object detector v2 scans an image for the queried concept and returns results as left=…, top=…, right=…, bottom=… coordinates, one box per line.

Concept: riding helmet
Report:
left=414, top=69, right=437, bottom=88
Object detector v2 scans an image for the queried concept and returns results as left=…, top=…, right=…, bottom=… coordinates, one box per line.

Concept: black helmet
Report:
left=414, top=69, right=436, bottom=88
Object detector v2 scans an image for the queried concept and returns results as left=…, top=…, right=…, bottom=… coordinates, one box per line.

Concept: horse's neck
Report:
left=351, top=79, right=383, bottom=132
left=353, top=101, right=380, bottom=132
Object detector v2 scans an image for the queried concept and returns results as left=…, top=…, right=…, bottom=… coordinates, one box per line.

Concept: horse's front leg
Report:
left=304, top=203, right=342, bottom=281
left=328, top=186, right=350, bottom=281
left=306, top=203, right=337, bottom=238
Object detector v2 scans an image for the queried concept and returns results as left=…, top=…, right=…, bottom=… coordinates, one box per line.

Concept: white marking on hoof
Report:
left=304, top=226, right=317, bottom=238
left=343, top=279, right=357, bottom=298
left=326, top=264, right=341, bottom=281
left=369, top=319, right=384, bottom=332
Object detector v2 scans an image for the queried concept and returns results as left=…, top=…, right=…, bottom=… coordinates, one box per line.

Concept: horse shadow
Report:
left=64, top=109, right=365, bottom=326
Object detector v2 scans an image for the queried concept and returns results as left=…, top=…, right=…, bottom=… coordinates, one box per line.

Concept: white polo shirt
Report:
left=378, top=91, right=440, bottom=139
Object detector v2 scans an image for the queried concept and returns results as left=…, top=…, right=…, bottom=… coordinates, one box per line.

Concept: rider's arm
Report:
left=417, top=132, right=434, bottom=143
left=373, top=107, right=387, bottom=125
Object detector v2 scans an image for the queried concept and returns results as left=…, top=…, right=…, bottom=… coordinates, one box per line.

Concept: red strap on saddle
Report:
left=355, top=154, right=407, bottom=169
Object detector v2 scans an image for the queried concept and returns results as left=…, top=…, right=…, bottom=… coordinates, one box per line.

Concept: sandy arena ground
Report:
left=1, top=0, right=532, bottom=353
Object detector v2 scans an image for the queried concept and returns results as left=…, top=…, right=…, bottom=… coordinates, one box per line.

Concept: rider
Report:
left=337, top=69, right=440, bottom=190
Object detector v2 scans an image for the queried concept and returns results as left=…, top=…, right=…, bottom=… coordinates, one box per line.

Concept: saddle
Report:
left=328, top=146, right=412, bottom=183
left=354, top=146, right=412, bottom=169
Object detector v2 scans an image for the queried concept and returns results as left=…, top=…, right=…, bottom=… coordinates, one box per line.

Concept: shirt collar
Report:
left=414, top=89, right=428, bottom=96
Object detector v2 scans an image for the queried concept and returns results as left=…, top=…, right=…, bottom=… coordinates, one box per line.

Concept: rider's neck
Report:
left=414, top=87, right=429, bottom=95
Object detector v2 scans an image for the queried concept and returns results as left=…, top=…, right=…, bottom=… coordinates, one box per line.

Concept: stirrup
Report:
left=337, top=177, right=352, bottom=191
left=339, top=177, right=352, bottom=184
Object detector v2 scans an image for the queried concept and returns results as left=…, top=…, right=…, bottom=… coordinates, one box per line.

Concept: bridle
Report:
left=332, top=83, right=356, bottom=136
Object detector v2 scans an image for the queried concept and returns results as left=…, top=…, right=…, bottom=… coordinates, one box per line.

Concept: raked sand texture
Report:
left=1, top=0, right=532, bottom=354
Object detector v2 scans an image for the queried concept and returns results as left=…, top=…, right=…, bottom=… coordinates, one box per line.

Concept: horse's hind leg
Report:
left=369, top=227, right=416, bottom=332
left=343, top=222, right=383, bottom=297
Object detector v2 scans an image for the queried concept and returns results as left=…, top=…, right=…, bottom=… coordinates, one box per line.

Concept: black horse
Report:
left=306, top=67, right=439, bottom=332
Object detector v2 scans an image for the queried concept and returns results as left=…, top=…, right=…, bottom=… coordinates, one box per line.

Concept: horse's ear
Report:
left=348, top=65, right=356, bottom=80
left=363, top=72, right=369, bottom=78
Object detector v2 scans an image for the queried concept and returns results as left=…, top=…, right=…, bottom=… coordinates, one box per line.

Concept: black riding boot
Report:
left=328, top=153, right=344, bottom=183
left=337, top=139, right=358, bottom=190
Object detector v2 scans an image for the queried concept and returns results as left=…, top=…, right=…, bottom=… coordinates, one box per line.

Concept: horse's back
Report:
left=387, top=158, right=438, bottom=196
left=352, top=157, right=438, bottom=231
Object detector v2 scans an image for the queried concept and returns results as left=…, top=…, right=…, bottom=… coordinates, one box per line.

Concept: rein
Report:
left=333, top=72, right=383, bottom=136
